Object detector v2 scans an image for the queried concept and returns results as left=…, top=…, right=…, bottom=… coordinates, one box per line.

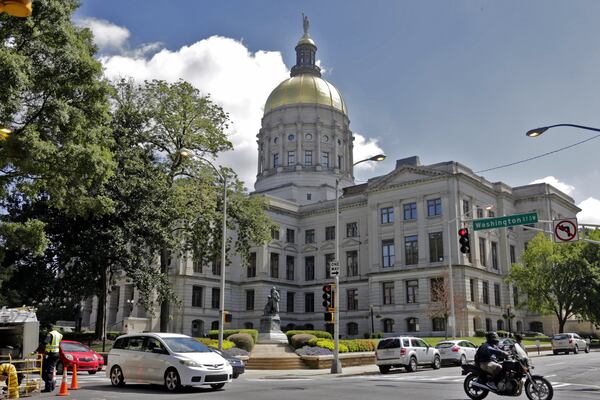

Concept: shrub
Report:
left=227, top=333, right=254, bottom=352
left=208, top=329, right=259, bottom=343
left=195, top=337, right=235, bottom=350
left=497, top=330, right=509, bottom=338
left=312, top=339, right=348, bottom=353
left=291, top=334, right=317, bottom=349
left=369, top=332, right=384, bottom=339
left=340, top=339, right=378, bottom=352
left=295, top=345, right=332, bottom=356
left=285, top=330, right=332, bottom=344
left=475, top=330, right=486, bottom=337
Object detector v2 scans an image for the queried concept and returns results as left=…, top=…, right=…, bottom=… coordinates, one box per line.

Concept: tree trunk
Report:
left=159, top=249, right=170, bottom=332
left=94, top=273, right=106, bottom=339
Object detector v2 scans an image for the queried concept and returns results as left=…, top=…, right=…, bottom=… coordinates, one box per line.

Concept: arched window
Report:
left=406, top=317, right=419, bottom=332
left=473, top=317, right=482, bottom=331
left=497, top=319, right=504, bottom=331
left=305, top=323, right=314, bottom=330
left=516, top=320, right=523, bottom=333
left=244, top=322, right=253, bottom=329
left=432, top=317, right=446, bottom=332
left=347, top=322, right=359, bottom=336
left=211, top=320, right=219, bottom=330
left=529, top=321, right=543, bottom=333
left=383, top=318, right=395, bottom=333
left=191, top=319, right=204, bottom=337
left=485, top=318, right=492, bottom=332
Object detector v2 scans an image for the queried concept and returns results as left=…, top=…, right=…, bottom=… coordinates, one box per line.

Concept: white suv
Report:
left=551, top=333, right=590, bottom=355
left=376, top=336, right=441, bottom=373
left=107, top=333, right=232, bottom=392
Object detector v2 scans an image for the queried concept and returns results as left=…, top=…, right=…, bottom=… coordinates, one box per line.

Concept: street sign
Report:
left=472, top=212, right=538, bottom=231
left=553, top=218, right=578, bottom=242
left=329, top=260, right=340, bottom=276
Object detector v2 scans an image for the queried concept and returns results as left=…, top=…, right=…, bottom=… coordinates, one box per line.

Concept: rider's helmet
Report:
left=485, top=331, right=500, bottom=345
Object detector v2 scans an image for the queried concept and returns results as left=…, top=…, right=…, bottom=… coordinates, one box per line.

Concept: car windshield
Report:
left=553, top=334, right=569, bottom=340
left=435, top=342, right=454, bottom=348
left=162, top=337, right=211, bottom=353
left=61, top=343, right=90, bottom=352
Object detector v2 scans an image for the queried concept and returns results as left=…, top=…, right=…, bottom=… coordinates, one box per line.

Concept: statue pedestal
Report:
left=258, top=315, right=288, bottom=344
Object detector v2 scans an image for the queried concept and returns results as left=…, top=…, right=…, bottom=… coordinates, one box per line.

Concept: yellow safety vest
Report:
left=45, top=330, right=62, bottom=353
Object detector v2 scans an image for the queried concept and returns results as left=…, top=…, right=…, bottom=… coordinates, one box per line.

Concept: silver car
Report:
left=376, top=336, right=441, bottom=373
left=435, top=340, right=478, bottom=365
left=551, top=333, right=590, bottom=355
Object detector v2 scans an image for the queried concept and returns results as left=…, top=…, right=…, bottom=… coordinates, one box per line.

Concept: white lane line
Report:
left=546, top=362, right=564, bottom=366
left=545, top=374, right=557, bottom=377
left=552, top=383, right=571, bottom=388
left=429, top=376, right=463, bottom=381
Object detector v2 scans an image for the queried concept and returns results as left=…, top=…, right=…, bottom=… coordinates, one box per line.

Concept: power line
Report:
left=475, top=134, right=600, bottom=174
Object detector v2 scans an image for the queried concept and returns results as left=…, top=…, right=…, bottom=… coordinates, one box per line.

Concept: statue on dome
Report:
left=302, top=13, right=310, bottom=35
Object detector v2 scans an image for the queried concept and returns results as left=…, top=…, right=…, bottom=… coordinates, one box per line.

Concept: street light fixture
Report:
left=180, top=149, right=228, bottom=351
left=526, top=124, right=600, bottom=137
left=331, top=153, right=386, bottom=374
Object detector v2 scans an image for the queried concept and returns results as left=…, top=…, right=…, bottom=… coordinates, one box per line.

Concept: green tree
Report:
left=507, top=233, right=599, bottom=333
left=579, top=229, right=600, bottom=327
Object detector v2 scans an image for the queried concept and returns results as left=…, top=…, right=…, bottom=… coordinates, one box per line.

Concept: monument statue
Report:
left=302, top=12, right=310, bottom=35
left=263, top=287, right=280, bottom=316
left=258, top=286, right=287, bottom=343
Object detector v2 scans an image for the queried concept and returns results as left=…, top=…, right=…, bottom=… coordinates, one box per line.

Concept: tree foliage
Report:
left=506, top=233, right=600, bottom=333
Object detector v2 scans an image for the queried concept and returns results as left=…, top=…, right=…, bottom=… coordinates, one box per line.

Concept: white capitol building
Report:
left=82, top=22, right=583, bottom=339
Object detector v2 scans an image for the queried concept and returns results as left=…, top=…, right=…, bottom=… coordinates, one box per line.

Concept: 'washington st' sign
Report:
left=472, top=212, right=538, bottom=231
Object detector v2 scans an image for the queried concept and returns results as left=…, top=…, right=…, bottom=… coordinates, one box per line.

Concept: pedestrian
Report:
left=38, top=323, right=63, bottom=393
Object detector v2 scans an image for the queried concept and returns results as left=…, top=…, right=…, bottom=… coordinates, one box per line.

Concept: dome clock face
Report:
left=305, top=133, right=313, bottom=141
left=288, top=134, right=295, bottom=141
left=322, top=135, right=329, bottom=143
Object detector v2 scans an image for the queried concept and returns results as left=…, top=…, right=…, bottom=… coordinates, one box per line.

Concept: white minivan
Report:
left=107, top=333, right=232, bottom=392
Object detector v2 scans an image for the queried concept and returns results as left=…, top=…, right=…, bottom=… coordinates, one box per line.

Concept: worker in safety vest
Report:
left=39, top=324, right=62, bottom=393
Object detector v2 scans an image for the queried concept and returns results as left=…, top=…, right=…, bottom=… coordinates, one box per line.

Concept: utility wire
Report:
left=475, top=134, right=600, bottom=174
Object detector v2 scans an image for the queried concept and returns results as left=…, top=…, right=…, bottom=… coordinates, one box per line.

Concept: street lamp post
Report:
left=526, top=124, right=600, bottom=137
left=331, top=153, right=385, bottom=374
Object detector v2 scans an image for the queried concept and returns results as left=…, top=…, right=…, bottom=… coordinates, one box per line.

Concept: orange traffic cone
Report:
left=56, top=366, right=70, bottom=396
left=70, top=363, right=80, bottom=390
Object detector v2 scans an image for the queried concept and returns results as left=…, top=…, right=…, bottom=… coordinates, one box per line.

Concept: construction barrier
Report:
left=69, top=364, right=79, bottom=390
left=56, top=367, right=69, bottom=397
left=0, top=353, right=43, bottom=398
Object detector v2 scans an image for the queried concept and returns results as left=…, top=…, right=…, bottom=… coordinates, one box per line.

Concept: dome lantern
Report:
left=290, top=14, right=321, bottom=78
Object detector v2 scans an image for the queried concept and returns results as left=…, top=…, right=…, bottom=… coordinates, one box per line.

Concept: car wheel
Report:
left=406, top=356, right=417, bottom=372
left=432, top=355, right=441, bottom=370
left=164, top=368, right=181, bottom=392
left=56, top=361, right=64, bottom=375
left=460, top=354, right=467, bottom=365
left=210, top=383, right=226, bottom=390
left=379, top=365, right=391, bottom=374
left=233, top=373, right=239, bottom=379
left=110, top=366, right=125, bottom=387
left=88, top=370, right=96, bottom=375
left=585, top=345, right=590, bottom=353
left=573, top=345, right=579, bottom=354
left=552, top=350, right=558, bottom=355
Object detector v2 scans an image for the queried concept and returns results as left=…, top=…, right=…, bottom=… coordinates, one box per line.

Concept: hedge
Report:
left=290, top=334, right=317, bottom=349
left=227, top=333, right=254, bottom=352
left=308, top=338, right=348, bottom=353
left=195, top=338, right=235, bottom=350
left=340, top=339, right=379, bottom=352
left=285, top=330, right=332, bottom=344
left=208, top=329, right=259, bottom=344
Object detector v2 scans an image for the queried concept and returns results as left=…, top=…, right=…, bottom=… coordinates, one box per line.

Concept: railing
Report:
left=0, top=353, right=43, bottom=396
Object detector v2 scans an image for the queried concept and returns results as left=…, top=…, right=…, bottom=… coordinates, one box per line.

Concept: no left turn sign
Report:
left=553, top=218, right=578, bottom=243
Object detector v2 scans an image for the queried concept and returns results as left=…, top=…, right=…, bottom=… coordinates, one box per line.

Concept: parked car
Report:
left=209, top=348, right=245, bottom=378
left=434, top=340, right=478, bottom=365
left=56, top=340, right=104, bottom=375
left=551, top=333, right=590, bottom=355
left=107, top=333, right=232, bottom=392
left=376, top=336, right=441, bottom=373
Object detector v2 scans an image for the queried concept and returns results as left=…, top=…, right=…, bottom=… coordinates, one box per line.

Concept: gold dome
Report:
left=264, top=75, right=347, bottom=115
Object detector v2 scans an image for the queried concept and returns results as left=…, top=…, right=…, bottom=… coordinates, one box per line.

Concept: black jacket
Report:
left=475, top=342, right=507, bottom=363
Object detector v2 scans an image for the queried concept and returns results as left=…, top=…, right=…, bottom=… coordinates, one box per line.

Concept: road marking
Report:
left=546, top=362, right=564, bottom=366
left=552, top=383, right=571, bottom=388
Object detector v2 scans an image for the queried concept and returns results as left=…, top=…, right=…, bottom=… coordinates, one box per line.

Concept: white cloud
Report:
left=77, top=18, right=130, bottom=52
left=529, top=176, right=575, bottom=196
left=352, top=133, right=384, bottom=170
left=577, top=197, right=600, bottom=224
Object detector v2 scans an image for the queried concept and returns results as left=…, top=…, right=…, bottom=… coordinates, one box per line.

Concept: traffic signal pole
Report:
left=331, top=178, right=342, bottom=374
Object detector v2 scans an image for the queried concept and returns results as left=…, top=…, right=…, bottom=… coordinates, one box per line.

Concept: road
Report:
left=24, top=350, right=600, bottom=399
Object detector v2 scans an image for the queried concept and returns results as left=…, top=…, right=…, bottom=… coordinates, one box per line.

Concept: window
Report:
left=382, top=239, right=395, bottom=268
left=270, top=253, right=279, bottom=279
left=305, top=292, right=314, bottom=312
left=427, top=198, right=442, bottom=216
left=287, top=151, right=295, bottom=165
left=211, top=288, right=220, bottom=309
left=470, top=279, right=475, bottom=302
left=347, top=322, right=358, bottom=336
left=306, top=193, right=312, bottom=201
left=193, top=258, right=202, bottom=273
left=246, top=289, right=254, bottom=311
left=407, top=317, right=419, bottom=332
left=486, top=318, right=492, bottom=332
left=286, top=228, right=295, bottom=243
left=126, top=336, right=145, bottom=351
left=305, top=256, right=315, bottom=281
left=497, top=320, right=504, bottom=330
left=338, top=155, right=343, bottom=168
left=212, top=258, right=221, bottom=276
left=286, top=256, right=295, bottom=280
left=325, top=226, right=335, bottom=241
left=192, top=286, right=203, bottom=308
left=273, top=153, right=279, bottom=168
left=406, top=280, right=418, bottom=303
left=321, top=151, right=329, bottom=167
left=383, top=282, right=394, bottom=305
left=305, top=229, right=315, bottom=244
left=494, top=283, right=501, bottom=306
left=430, top=277, right=444, bottom=302
left=404, top=235, right=418, bottom=265
left=347, top=251, right=358, bottom=277
left=346, top=222, right=358, bottom=237
left=488, top=210, right=495, bottom=218
left=304, top=150, right=312, bottom=165
left=247, top=252, right=256, bottom=278
left=403, top=202, right=417, bottom=220
left=244, top=322, right=253, bottom=329
left=271, top=227, right=280, bottom=240
left=479, top=238, right=487, bottom=267
left=482, top=281, right=489, bottom=305
left=463, top=199, right=470, bottom=215
left=513, top=286, right=519, bottom=307
left=380, top=207, right=394, bottom=224
left=509, top=245, right=516, bottom=264
left=287, top=292, right=295, bottom=313
left=325, top=253, right=335, bottom=279
left=432, top=317, right=446, bottom=332
left=347, top=289, right=358, bottom=310
left=491, top=242, right=498, bottom=270
left=383, top=319, right=395, bottom=333
left=211, top=320, right=219, bottom=330
left=477, top=207, right=483, bottom=218
left=429, top=232, right=444, bottom=262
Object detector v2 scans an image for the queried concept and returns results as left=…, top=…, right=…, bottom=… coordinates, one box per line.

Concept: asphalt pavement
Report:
left=19, top=349, right=600, bottom=400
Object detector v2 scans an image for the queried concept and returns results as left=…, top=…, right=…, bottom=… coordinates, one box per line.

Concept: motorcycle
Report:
left=461, top=343, right=553, bottom=400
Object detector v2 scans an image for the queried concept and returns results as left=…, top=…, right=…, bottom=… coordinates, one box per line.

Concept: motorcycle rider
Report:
left=475, top=331, right=510, bottom=391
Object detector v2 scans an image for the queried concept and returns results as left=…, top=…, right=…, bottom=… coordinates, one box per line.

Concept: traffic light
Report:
left=322, top=284, right=333, bottom=309
left=224, top=311, right=232, bottom=323
left=324, top=312, right=334, bottom=323
left=458, top=228, right=470, bottom=254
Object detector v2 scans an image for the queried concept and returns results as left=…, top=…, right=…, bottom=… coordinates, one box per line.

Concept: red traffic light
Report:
left=458, top=228, right=468, bottom=237
left=458, top=227, right=470, bottom=254
left=322, top=285, right=332, bottom=293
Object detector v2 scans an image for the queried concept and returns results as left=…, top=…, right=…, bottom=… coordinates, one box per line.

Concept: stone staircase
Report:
left=245, top=343, right=307, bottom=370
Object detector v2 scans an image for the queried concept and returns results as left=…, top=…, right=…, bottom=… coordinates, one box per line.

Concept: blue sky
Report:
left=75, top=0, right=600, bottom=222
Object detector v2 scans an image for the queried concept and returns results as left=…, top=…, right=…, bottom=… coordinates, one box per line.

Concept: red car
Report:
left=56, top=340, right=104, bottom=375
